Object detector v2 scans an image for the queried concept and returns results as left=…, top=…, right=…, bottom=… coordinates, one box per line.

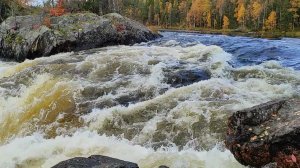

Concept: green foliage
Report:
left=15, top=35, right=24, bottom=44
left=4, top=33, right=24, bottom=45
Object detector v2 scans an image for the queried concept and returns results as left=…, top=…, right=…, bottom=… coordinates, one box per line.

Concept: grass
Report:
left=149, top=25, right=300, bottom=39
left=4, top=33, right=24, bottom=45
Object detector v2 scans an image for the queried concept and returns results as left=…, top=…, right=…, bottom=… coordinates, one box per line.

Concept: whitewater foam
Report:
left=0, top=131, right=243, bottom=168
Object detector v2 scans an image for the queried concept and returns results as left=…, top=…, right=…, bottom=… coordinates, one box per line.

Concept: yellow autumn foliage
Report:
left=251, top=1, right=263, bottom=21
left=264, top=11, right=277, bottom=30
left=235, top=3, right=246, bottom=26
left=223, top=15, right=230, bottom=29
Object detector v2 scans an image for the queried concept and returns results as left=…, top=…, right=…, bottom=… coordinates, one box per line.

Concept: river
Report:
left=0, top=32, right=299, bottom=168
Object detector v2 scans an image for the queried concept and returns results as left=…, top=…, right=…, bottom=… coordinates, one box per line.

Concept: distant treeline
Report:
left=1, top=0, right=300, bottom=31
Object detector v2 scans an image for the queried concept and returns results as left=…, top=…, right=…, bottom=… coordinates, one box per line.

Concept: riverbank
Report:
left=149, top=26, right=300, bottom=39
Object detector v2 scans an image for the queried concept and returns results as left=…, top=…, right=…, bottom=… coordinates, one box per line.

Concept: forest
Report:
left=1, top=0, right=300, bottom=32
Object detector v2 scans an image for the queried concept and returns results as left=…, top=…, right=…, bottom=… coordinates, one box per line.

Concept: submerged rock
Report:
left=158, top=166, right=170, bottom=168
left=226, top=99, right=300, bottom=167
left=164, top=69, right=211, bottom=88
left=52, top=155, right=139, bottom=168
left=0, top=13, right=160, bottom=61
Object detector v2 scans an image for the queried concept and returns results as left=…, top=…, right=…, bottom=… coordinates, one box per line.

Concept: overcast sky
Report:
left=31, top=0, right=46, bottom=6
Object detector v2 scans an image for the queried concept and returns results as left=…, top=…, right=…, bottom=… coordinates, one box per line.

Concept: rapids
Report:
left=0, top=32, right=299, bottom=168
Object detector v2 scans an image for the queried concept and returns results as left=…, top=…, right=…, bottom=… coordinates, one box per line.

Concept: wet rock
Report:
left=158, top=166, right=169, bottom=168
left=226, top=99, right=300, bottom=167
left=0, top=13, right=161, bottom=61
left=164, top=69, right=211, bottom=88
left=52, top=155, right=139, bottom=168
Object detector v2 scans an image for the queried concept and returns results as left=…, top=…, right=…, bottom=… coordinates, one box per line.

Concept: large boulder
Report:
left=52, top=155, right=139, bottom=168
left=226, top=99, right=300, bottom=167
left=0, top=13, right=160, bottom=61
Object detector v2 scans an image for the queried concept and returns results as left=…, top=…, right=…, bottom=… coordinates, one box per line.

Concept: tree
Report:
left=265, top=11, right=277, bottom=30
left=50, top=0, right=65, bottom=16
left=153, top=0, right=160, bottom=25
left=188, top=0, right=211, bottom=27
left=165, top=1, right=172, bottom=27
left=216, top=0, right=225, bottom=27
left=289, top=0, right=300, bottom=30
left=206, top=11, right=212, bottom=28
left=235, top=1, right=246, bottom=28
left=216, top=0, right=225, bottom=16
left=178, top=0, right=188, bottom=25
left=251, top=1, right=263, bottom=29
left=223, top=15, right=229, bottom=29
left=172, top=0, right=180, bottom=26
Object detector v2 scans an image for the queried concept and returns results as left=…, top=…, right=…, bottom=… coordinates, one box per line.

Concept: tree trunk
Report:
left=262, top=3, right=266, bottom=30
left=193, top=15, right=195, bottom=28
left=99, top=1, right=103, bottom=15
left=0, top=3, right=2, bottom=22
left=279, top=4, right=282, bottom=30
left=170, top=11, right=172, bottom=26
left=292, top=18, right=295, bottom=31
left=219, top=15, right=222, bottom=29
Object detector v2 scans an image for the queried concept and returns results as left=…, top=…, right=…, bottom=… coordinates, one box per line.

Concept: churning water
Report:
left=0, top=32, right=299, bottom=168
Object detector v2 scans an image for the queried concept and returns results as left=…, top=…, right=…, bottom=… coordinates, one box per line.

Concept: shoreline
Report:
left=151, top=27, right=300, bottom=39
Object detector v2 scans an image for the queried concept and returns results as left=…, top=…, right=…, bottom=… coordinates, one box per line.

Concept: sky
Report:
left=31, top=0, right=46, bottom=6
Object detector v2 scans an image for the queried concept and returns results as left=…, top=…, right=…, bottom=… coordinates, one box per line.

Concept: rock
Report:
left=52, top=155, right=139, bottom=168
left=0, top=13, right=161, bottom=61
left=158, top=166, right=169, bottom=168
left=164, top=69, right=211, bottom=88
left=225, top=99, right=300, bottom=167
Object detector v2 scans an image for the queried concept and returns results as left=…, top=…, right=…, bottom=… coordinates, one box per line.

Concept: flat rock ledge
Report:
left=0, top=13, right=161, bottom=61
left=226, top=99, right=300, bottom=167
left=52, top=155, right=139, bottom=168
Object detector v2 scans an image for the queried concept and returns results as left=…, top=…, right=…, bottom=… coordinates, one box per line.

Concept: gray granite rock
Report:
left=0, top=13, right=160, bottom=61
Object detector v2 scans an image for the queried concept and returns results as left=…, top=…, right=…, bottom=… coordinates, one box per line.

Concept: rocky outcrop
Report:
left=226, top=99, right=300, bottom=167
left=0, top=13, right=160, bottom=61
left=52, top=155, right=139, bottom=168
